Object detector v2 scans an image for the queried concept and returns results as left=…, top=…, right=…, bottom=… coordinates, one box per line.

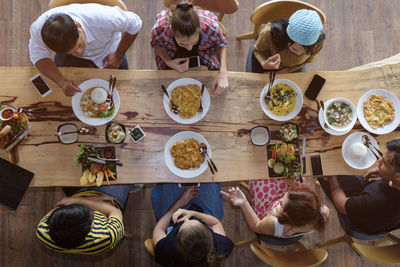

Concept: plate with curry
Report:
left=164, top=131, right=210, bottom=178
left=72, top=79, right=120, bottom=126
left=357, top=89, right=400, bottom=134
left=260, top=79, right=303, bottom=121
left=163, top=78, right=210, bottom=124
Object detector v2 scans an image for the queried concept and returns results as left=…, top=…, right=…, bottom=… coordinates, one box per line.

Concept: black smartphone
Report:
left=30, top=74, right=53, bottom=97
left=310, top=155, right=323, bottom=177
left=188, top=56, right=200, bottom=69
left=178, top=183, right=200, bottom=188
left=304, top=74, right=326, bottom=100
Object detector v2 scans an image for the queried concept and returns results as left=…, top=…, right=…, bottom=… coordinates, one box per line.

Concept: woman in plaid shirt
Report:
left=151, top=1, right=228, bottom=95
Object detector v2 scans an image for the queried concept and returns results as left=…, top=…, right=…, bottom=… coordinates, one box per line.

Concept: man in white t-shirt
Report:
left=29, top=4, right=142, bottom=96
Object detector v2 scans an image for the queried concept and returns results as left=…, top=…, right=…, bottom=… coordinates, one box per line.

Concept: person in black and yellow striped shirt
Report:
left=36, top=185, right=130, bottom=254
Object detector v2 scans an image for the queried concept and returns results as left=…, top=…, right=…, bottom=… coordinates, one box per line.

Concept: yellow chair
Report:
left=237, top=0, right=325, bottom=41
left=162, top=0, right=239, bottom=35
left=352, top=242, right=400, bottom=265
left=144, top=238, right=155, bottom=257
left=251, top=242, right=328, bottom=267
left=48, top=0, right=127, bottom=10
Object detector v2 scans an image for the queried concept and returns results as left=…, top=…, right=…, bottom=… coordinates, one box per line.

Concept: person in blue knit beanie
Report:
left=251, top=9, right=325, bottom=73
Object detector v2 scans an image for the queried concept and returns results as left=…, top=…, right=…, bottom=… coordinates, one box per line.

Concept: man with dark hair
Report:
left=29, top=4, right=142, bottom=96
left=319, top=139, right=400, bottom=234
left=36, top=185, right=130, bottom=254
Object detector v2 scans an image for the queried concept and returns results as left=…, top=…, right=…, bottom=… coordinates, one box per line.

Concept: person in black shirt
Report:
left=319, top=139, right=400, bottom=234
left=151, top=184, right=234, bottom=267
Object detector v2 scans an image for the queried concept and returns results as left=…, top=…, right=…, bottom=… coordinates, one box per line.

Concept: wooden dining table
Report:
left=0, top=64, right=399, bottom=187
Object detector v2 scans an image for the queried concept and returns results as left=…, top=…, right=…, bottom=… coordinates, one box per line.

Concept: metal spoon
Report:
left=55, top=127, right=94, bottom=136
left=199, top=143, right=218, bottom=173
left=106, top=75, right=116, bottom=111
left=319, top=100, right=329, bottom=129
left=362, top=135, right=382, bottom=159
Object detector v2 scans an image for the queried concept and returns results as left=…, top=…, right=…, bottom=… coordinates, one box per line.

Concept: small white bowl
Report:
left=0, top=107, right=16, bottom=121
left=250, top=126, right=270, bottom=146
left=323, top=98, right=357, bottom=132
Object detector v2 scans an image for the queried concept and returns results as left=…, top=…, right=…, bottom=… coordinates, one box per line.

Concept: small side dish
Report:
left=128, top=126, right=145, bottom=143
left=170, top=138, right=204, bottom=170
left=279, top=122, right=299, bottom=142
left=106, top=122, right=126, bottom=144
left=0, top=106, right=29, bottom=148
left=250, top=126, right=270, bottom=146
left=325, top=101, right=353, bottom=128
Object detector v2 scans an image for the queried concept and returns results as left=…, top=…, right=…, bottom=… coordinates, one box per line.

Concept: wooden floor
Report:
left=1, top=0, right=400, bottom=266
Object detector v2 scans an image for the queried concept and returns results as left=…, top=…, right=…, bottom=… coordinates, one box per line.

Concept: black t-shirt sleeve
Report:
left=345, top=193, right=376, bottom=217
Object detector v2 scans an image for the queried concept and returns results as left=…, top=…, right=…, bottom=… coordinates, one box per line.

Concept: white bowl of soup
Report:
left=323, top=98, right=357, bottom=132
left=260, top=79, right=303, bottom=121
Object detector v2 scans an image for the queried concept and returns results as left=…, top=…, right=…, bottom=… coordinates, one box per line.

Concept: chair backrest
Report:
left=48, top=0, right=127, bottom=10
left=144, top=238, right=155, bottom=256
left=250, top=242, right=328, bottom=267
left=352, top=243, right=400, bottom=265
left=251, top=0, right=325, bottom=26
left=163, top=0, right=239, bottom=14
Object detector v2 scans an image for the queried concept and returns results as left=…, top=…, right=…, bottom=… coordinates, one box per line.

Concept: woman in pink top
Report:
left=221, top=186, right=329, bottom=240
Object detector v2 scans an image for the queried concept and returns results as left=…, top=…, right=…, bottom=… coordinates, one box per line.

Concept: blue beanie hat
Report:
left=286, top=9, right=322, bottom=46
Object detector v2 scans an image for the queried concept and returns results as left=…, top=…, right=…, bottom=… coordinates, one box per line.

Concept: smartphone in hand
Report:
left=188, top=56, right=200, bottom=69
left=30, top=74, right=52, bottom=97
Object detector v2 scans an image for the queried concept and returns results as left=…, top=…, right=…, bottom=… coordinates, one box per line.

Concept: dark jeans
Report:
left=318, top=175, right=365, bottom=202
left=54, top=54, right=129, bottom=69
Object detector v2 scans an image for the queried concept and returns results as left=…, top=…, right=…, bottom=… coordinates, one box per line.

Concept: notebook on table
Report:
left=0, top=157, right=34, bottom=210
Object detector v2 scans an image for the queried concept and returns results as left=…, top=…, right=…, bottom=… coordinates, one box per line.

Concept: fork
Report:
left=199, top=84, right=205, bottom=113
left=264, top=71, right=276, bottom=105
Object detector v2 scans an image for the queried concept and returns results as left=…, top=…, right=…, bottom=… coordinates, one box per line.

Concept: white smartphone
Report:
left=188, top=56, right=200, bottom=69
left=30, top=74, right=52, bottom=97
left=178, top=183, right=200, bottom=188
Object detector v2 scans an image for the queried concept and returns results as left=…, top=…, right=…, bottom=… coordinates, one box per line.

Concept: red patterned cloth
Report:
left=150, top=9, right=227, bottom=70
left=249, top=178, right=306, bottom=219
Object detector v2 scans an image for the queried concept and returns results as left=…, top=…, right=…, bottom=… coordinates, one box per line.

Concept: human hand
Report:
left=59, top=79, right=82, bottom=96
left=166, top=58, right=189, bottom=73
left=177, top=186, right=200, bottom=207
left=262, top=54, right=281, bottom=70
left=364, top=167, right=381, bottom=182
left=221, top=187, right=247, bottom=207
left=103, top=53, right=123, bottom=69
left=55, top=197, right=81, bottom=208
left=211, top=71, right=228, bottom=95
left=172, top=208, right=193, bottom=223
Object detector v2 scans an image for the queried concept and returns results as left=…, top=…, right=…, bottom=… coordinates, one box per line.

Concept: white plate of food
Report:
left=164, top=131, right=211, bottom=178
left=357, top=89, right=400, bottom=134
left=72, top=79, right=120, bottom=126
left=260, top=78, right=303, bottom=121
left=342, top=132, right=378, bottom=169
left=163, top=78, right=210, bottom=124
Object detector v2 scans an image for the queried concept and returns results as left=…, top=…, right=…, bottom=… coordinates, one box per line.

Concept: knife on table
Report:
left=5, top=126, right=34, bottom=152
left=87, top=157, right=123, bottom=166
left=302, top=137, right=306, bottom=174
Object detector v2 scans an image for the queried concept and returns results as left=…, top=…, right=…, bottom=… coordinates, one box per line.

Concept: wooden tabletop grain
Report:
left=0, top=66, right=399, bottom=187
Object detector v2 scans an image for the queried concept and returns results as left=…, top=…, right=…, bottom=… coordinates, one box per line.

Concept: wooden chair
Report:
left=144, top=238, right=155, bottom=256
left=237, top=0, right=326, bottom=41
left=250, top=242, right=328, bottom=267
left=48, top=0, right=127, bottom=10
left=351, top=242, right=400, bottom=265
left=162, top=0, right=239, bottom=35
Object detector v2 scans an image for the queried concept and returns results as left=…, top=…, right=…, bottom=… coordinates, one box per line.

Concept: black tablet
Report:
left=0, top=157, right=34, bottom=210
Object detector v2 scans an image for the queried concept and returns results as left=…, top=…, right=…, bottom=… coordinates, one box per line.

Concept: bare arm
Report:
left=328, top=176, right=349, bottom=215
left=155, top=47, right=189, bottom=73
left=103, top=32, right=138, bottom=69
left=211, top=47, right=228, bottom=95
left=35, top=58, right=81, bottom=96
